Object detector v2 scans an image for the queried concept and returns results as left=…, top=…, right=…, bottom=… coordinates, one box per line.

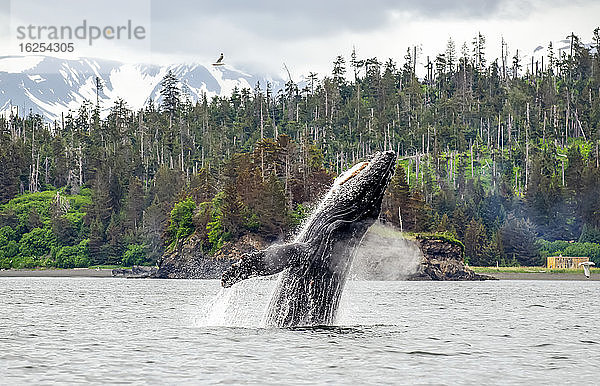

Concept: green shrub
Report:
left=204, top=192, right=230, bottom=253
left=55, top=239, right=90, bottom=268
left=167, top=197, right=196, bottom=245
left=207, top=213, right=229, bottom=253
left=243, top=211, right=260, bottom=232
left=12, top=255, right=37, bottom=269
left=122, top=244, right=147, bottom=266
left=0, top=225, right=16, bottom=243
left=0, top=188, right=90, bottom=235
left=19, top=228, right=56, bottom=259
left=0, top=240, right=19, bottom=268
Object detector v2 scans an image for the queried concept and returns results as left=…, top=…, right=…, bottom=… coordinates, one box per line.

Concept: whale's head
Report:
left=319, top=150, right=397, bottom=226
left=334, top=150, right=396, bottom=217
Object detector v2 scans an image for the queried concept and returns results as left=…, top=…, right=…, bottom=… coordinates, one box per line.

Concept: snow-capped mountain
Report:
left=0, top=55, right=283, bottom=121
left=526, top=38, right=595, bottom=70
left=531, top=39, right=592, bottom=60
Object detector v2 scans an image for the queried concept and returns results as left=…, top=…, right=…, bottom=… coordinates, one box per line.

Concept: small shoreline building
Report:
left=547, top=255, right=589, bottom=269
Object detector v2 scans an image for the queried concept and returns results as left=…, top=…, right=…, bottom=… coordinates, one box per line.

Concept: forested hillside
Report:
left=1, top=30, right=600, bottom=269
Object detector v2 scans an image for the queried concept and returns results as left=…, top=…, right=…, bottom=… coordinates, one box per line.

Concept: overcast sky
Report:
left=2, top=0, right=599, bottom=78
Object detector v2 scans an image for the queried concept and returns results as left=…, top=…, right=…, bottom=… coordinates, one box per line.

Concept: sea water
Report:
left=1, top=278, right=599, bottom=384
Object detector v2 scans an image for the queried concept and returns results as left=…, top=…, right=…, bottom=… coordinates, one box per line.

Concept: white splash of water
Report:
left=198, top=224, right=422, bottom=327
left=196, top=277, right=276, bottom=328
left=260, top=270, right=287, bottom=326
left=197, top=287, right=235, bottom=327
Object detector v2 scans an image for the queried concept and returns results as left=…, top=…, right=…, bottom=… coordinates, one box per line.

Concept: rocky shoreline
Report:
left=409, top=236, right=495, bottom=281
left=111, top=266, right=158, bottom=278
left=1, top=268, right=595, bottom=280
left=0, top=231, right=489, bottom=281
left=152, top=228, right=495, bottom=281
left=153, top=233, right=266, bottom=279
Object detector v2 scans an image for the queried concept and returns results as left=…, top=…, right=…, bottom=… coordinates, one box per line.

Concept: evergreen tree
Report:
left=123, top=177, right=145, bottom=236
left=464, top=218, right=489, bottom=265
left=160, top=70, right=181, bottom=118
left=500, top=215, right=540, bottom=266
left=383, top=162, right=410, bottom=230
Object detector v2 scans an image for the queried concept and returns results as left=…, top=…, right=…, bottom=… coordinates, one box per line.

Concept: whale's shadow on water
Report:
left=286, top=325, right=366, bottom=335
left=282, top=325, right=414, bottom=341
left=198, top=324, right=404, bottom=340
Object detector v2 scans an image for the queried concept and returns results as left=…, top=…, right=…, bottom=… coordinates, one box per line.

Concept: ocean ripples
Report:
left=1, top=278, right=599, bottom=384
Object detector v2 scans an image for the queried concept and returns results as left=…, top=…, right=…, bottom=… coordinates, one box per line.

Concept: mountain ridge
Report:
left=0, top=55, right=283, bottom=121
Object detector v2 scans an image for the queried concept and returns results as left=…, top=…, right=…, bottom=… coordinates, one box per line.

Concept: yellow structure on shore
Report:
left=547, top=255, right=589, bottom=269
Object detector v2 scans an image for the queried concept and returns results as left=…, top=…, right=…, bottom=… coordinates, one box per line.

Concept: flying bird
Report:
left=213, top=53, right=225, bottom=66
left=578, top=261, right=595, bottom=278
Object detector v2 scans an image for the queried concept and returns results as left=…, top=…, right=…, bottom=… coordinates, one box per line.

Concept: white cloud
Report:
left=1, top=0, right=598, bottom=79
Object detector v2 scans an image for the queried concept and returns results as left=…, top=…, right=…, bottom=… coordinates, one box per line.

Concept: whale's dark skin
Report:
left=221, top=151, right=397, bottom=327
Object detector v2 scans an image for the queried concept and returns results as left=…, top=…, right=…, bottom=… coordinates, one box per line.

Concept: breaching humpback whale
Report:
left=222, top=150, right=397, bottom=327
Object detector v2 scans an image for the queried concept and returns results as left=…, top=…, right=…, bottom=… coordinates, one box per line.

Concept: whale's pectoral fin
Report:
left=221, top=242, right=309, bottom=288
